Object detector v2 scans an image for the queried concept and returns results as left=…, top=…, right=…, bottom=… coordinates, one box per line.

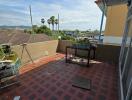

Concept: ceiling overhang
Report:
left=95, top=0, right=129, bottom=16
left=95, top=0, right=107, bottom=16
left=95, top=0, right=128, bottom=6
left=105, top=0, right=128, bottom=6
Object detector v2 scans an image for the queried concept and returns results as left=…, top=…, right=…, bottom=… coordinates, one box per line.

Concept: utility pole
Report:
left=58, top=14, right=60, bottom=33
left=29, top=5, right=34, bottom=34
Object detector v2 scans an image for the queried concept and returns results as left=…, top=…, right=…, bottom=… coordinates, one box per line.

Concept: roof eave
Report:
left=95, top=0, right=128, bottom=6
left=95, top=1, right=107, bottom=16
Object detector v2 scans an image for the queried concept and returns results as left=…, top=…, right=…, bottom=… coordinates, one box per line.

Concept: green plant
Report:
left=76, top=39, right=90, bottom=44
left=26, top=25, right=52, bottom=36
left=36, top=25, right=52, bottom=36
left=51, top=31, right=75, bottom=41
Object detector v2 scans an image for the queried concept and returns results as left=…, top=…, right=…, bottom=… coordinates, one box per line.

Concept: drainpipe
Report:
left=99, top=10, right=105, bottom=41
left=99, top=1, right=106, bottom=42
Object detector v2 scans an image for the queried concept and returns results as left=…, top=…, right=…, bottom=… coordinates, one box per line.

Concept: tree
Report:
left=50, top=16, right=55, bottom=31
left=47, top=19, right=51, bottom=29
left=24, top=29, right=27, bottom=33
left=32, top=25, right=38, bottom=33
left=41, top=18, right=45, bottom=25
left=26, top=25, right=52, bottom=36
left=36, top=25, right=52, bottom=36
left=55, top=19, right=58, bottom=31
left=75, top=29, right=80, bottom=37
left=93, top=30, right=100, bottom=34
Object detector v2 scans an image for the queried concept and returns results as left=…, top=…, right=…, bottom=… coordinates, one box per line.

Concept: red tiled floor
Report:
left=0, top=54, right=118, bottom=100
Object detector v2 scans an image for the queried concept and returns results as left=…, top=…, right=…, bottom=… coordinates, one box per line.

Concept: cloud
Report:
left=0, top=0, right=106, bottom=30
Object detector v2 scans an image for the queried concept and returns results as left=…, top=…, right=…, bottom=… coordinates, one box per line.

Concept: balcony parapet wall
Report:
left=57, top=40, right=121, bottom=64
left=12, top=40, right=59, bottom=65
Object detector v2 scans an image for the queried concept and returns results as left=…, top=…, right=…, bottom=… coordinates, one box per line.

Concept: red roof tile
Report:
left=28, top=34, right=52, bottom=43
left=0, top=29, right=53, bottom=45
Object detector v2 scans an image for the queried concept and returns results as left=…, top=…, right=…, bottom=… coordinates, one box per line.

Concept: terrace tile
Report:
left=0, top=54, right=118, bottom=100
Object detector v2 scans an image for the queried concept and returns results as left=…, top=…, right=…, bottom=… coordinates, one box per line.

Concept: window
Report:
left=119, top=3, right=132, bottom=100
left=122, top=39, right=132, bottom=97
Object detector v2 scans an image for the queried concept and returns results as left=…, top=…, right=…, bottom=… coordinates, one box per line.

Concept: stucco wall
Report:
left=95, top=44, right=121, bottom=64
left=105, top=4, right=128, bottom=37
left=11, top=40, right=121, bottom=65
left=57, top=40, right=73, bottom=52
left=58, top=40, right=121, bottom=64
left=12, top=40, right=58, bottom=65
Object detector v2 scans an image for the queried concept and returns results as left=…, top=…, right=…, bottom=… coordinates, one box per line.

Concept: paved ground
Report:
left=0, top=54, right=118, bottom=100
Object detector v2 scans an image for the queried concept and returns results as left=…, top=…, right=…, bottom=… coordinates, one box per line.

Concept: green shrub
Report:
left=76, top=39, right=90, bottom=44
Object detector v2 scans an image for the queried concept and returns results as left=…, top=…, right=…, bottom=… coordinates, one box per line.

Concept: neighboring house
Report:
left=95, top=0, right=128, bottom=44
left=77, top=30, right=104, bottom=42
left=0, top=29, right=52, bottom=45
left=63, top=30, right=77, bottom=37
left=77, top=33, right=102, bottom=40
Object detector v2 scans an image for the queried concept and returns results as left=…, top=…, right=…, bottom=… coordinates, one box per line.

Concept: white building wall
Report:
left=104, top=36, right=123, bottom=44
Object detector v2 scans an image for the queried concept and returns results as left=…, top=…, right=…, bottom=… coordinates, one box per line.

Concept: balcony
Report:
left=0, top=40, right=120, bottom=100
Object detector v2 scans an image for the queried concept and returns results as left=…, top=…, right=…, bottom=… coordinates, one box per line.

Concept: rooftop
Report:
left=0, top=54, right=118, bottom=100
left=0, top=29, right=52, bottom=45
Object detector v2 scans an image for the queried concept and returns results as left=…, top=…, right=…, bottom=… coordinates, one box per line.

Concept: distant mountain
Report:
left=0, top=25, right=31, bottom=29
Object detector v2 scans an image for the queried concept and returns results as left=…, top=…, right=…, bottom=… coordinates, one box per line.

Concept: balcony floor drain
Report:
left=72, top=75, right=91, bottom=90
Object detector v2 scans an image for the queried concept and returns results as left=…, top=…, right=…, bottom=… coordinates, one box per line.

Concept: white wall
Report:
left=103, top=36, right=123, bottom=44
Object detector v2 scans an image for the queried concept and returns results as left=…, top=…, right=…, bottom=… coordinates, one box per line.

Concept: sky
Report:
left=0, top=0, right=106, bottom=30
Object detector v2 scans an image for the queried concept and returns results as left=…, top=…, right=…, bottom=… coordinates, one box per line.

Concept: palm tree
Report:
left=50, top=16, right=55, bottom=31
left=55, top=19, right=58, bottom=31
left=47, top=19, right=51, bottom=29
left=41, top=18, right=45, bottom=25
